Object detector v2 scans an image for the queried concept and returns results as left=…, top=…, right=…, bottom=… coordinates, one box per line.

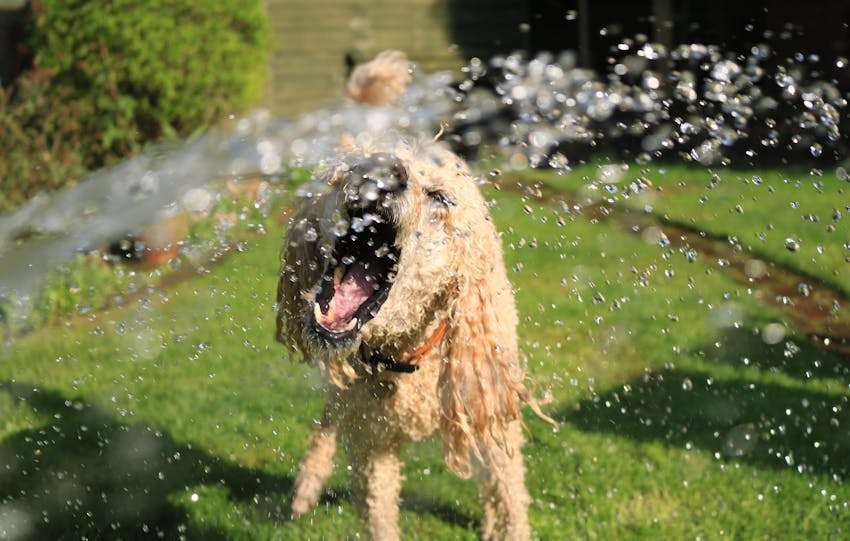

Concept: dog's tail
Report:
left=346, top=50, right=411, bottom=106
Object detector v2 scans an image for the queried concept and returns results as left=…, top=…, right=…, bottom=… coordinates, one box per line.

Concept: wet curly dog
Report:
left=275, top=53, right=550, bottom=541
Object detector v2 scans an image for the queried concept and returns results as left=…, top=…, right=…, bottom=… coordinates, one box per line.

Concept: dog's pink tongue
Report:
left=327, top=263, right=372, bottom=327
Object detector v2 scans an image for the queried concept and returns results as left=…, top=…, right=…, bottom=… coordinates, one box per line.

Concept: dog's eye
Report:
left=425, top=189, right=455, bottom=208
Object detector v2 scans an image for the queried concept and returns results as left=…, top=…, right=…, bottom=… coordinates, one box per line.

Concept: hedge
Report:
left=1, top=0, right=270, bottom=209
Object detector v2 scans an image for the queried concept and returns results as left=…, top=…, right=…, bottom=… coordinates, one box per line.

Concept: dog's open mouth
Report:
left=311, top=211, right=399, bottom=342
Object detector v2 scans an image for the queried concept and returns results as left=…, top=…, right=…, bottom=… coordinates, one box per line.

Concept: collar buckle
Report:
left=359, top=342, right=419, bottom=374
left=357, top=320, right=448, bottom=375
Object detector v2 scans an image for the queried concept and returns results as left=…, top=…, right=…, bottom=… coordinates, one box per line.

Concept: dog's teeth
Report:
left=344, top=318, right=358, bottom=331
left=313, top=302, right=323, bottom=321
left=334, top=266, right=344, bottom=286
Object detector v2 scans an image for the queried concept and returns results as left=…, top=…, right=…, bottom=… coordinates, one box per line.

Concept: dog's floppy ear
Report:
left=437, top=229, right=526, bottom=478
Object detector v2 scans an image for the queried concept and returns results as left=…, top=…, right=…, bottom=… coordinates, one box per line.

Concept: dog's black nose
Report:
left=344, top=153, right=408, bottom=208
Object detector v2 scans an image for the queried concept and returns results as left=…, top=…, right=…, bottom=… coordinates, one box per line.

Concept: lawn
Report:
left=1, top=179, right=849, bottom=539
left=510, top=162, right=850, bottom=296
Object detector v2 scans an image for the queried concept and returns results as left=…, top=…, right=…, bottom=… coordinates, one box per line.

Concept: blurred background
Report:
left=0, top=1, right=849, bottom=539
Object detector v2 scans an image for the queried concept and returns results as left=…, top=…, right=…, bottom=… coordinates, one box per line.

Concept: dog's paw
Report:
left=290, top=473, right=324, bottom=518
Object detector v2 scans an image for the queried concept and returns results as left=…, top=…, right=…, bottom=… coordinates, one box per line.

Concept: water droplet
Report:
left=762, top=323, right=786, bottom=345
left=784, top=238, right=800, bottom=252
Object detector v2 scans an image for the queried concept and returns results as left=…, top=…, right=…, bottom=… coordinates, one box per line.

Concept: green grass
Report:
left=0, top=187, right=278, bottom=338
left=1, top=182, right=849, bottom=539
left=510, top=162, right=850, bottom=296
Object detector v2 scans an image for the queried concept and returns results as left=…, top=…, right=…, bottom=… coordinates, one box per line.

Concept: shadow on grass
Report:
left=0, top=381, right=309, bottom=540
left=561, top=360, right=850, bottom=478
left=400, top=491, right=478, bottom=531
left=0, top=381, right=476, bottom=539
left=695, top=327, right=850, bottom=383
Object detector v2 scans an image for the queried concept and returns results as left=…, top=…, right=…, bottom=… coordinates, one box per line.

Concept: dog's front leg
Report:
left=291, top=406, right=338, bottom=518
left=349, top=441, right=403, bottom=541
left=478, top=420, right=531, bottom=541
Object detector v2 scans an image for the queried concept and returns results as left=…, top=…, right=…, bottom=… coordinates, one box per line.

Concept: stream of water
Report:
left=0, top=40, right=846, bottom=322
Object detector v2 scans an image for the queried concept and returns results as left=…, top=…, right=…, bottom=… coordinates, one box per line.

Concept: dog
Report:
left=275, top=52, right=551, bottom=541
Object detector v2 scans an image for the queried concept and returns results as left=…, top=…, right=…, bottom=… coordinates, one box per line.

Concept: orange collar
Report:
left=361, top=320, right=448, bottom=373
left=404, top=319, right=448, bottom=366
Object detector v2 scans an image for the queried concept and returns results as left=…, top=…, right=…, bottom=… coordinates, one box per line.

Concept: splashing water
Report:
left=0, top=71, right=458, bottom=301
left=1, top=35, right=850, bottom=537
left=0, top=39, right=847, bottom=313
left=455, top=42, right=847, bottom=169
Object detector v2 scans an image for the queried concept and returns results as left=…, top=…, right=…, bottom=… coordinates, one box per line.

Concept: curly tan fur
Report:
left=346, top=50, right=411, bottom=106
left=275, top=137, right=549, bottom=540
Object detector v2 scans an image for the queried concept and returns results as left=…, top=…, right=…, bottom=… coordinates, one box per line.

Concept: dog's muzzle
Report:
left=341, top=153, right=408, bottom=214
left=308, top=153, right=408, bottom=347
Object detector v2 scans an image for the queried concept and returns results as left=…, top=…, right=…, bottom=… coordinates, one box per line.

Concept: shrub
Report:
left=27, top=0, right=270, bottom=168
left=0, top=68, right=88, bottom=210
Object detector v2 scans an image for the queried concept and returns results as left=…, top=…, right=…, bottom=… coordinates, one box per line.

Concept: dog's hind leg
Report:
left=291, top=405, right=338, bottom=518
left=478, top=420, right=531, bottom=541
left=349, top=439, right=403, bottom=541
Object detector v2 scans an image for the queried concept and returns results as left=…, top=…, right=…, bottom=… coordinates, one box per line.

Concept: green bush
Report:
left=27, top=0, right=270, bottom=167
left=0, top=69, right=89, bottom=210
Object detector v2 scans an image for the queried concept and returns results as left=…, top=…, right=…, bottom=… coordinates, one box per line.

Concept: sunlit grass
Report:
left=0, top=183, right=848, bottom=539
left=511, top=162, right=850, bottom=295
